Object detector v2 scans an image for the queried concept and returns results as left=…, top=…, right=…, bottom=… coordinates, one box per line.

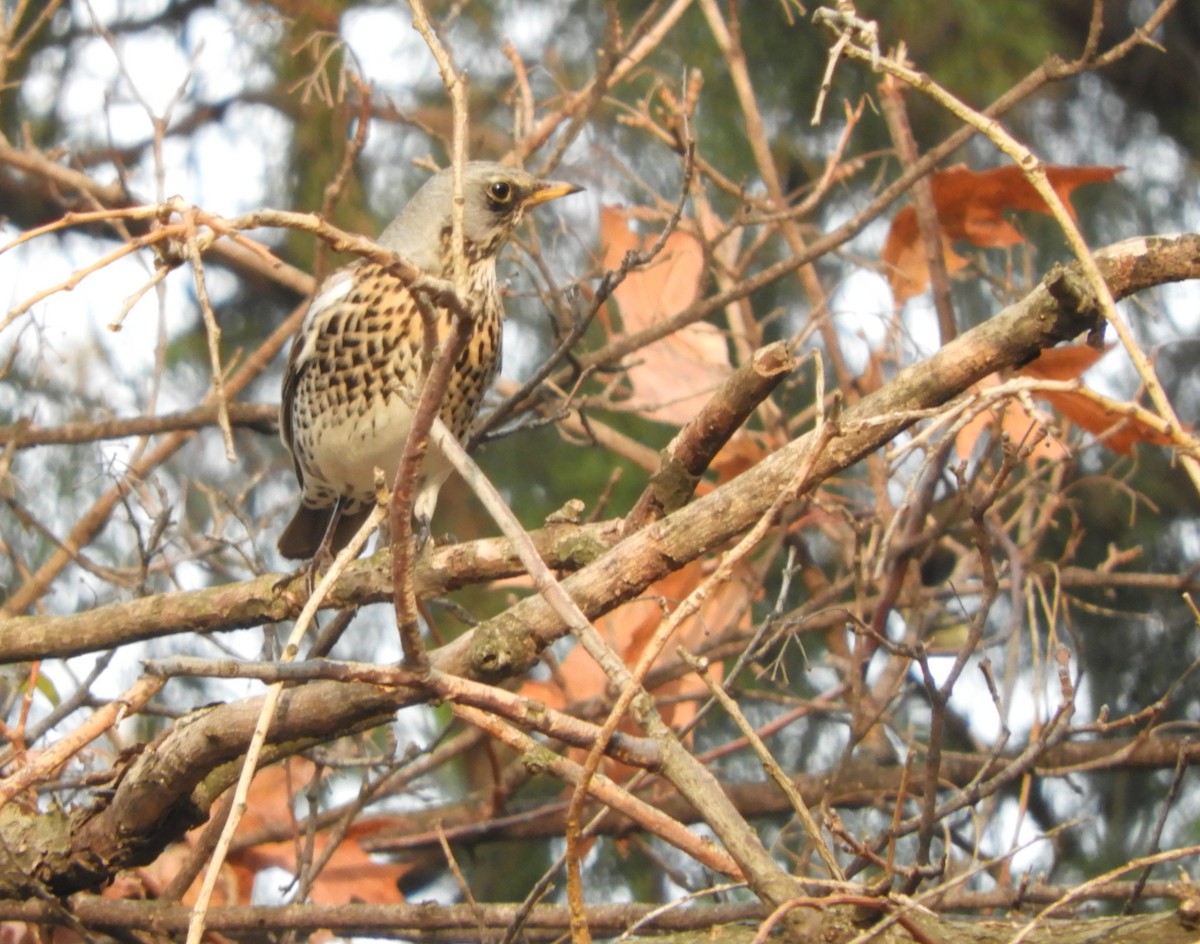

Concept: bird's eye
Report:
left=487, top=181, right=513, bottom=204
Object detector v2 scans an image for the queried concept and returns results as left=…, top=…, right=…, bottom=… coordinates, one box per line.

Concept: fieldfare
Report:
left=278, top=161, right=581, bottom=560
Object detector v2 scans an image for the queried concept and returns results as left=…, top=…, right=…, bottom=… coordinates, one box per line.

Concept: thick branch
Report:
left=0, top=894, right=1196, bottom=944
left=0, top=522, right=619, bottom=663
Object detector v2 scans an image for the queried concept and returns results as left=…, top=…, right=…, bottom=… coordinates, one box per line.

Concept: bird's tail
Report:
left=277, top=504, right=374, bottom=560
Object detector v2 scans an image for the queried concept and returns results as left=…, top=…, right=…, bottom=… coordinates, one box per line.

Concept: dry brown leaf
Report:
left=955, top=373, right=1070, bottom=463
left=1034, top=390, right=1165, bottom=454
left=240, top=829, right=409, bottom=906
left=0, top=924, right=40, bottom=944
left=955, top=346, right=1179, bottom=460
left=522, top=439, right=762, bottom=761
left=126, top=757, right=409, bottom=907
left=883, top=163, right=1122, bottom=301
left=599, top=206, right=731, bottom=425
left=523, top=556, right=756, bottom=779
left=1024, top=346, right=1176, bottom=454
left=704, top=431, right=767, bottom=486
left=1018, top=343, right=1105, bottom=381
left=879, top=213, right=970, bottom=303
left=526, top=559, right=737, bottom=721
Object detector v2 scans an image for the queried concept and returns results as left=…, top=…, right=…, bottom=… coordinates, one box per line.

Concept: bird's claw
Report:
left=305, top=546, right=334, bottom=594
left=414, top=514, right=433, bottom=553
left=271, top=545, right=334, bottom=600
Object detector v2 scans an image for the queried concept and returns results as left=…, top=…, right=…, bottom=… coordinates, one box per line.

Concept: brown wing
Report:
left=279, top=326, right=311, bottom=487
left=279, top=266, right=355, bottom=488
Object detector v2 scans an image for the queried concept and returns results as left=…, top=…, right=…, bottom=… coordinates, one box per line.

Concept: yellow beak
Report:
left=525, top=180, right=584, bottom=207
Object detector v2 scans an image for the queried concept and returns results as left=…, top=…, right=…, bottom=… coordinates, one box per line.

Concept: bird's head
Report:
left=380, top=161, right=582, bottom=270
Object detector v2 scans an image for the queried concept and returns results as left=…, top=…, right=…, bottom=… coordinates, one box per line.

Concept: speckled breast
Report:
left=289, top=263, right=503, bottom=509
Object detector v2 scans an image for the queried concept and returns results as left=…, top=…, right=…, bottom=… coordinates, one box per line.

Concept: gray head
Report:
left=379, top=161, right=582, bottom=270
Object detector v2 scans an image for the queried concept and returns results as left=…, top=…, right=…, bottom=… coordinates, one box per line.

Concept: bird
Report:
left=277, top=161, right=582, bottom=561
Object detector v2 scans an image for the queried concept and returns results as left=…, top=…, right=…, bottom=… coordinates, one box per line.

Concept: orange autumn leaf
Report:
left=524, top=559, right=738, bottom=716
left=128, top=758, right=410, bottom=907
left=599, top=206, right=731, bottom=425
left=522, top=557, right=754, bottom=779
left=240, top=826, right=410, bottom=906
left=1018, top=343, right=1105, bottom=381
left=956, top=346, right=1177, bottom=460
left=883, top=163, right=1122, bottom=301
left=703, top=431, right=767, bottom=487
left=880, top=213, right=971, bottom=304
left=1022, top=346, right=1176, bottom=454
left=954, top=373, right=1070, bottom=464
left=1036, top=390, right=1176, bottom=454
left=233, top=761, right=410, bottom=905
left=521, top=433, right=762, bottom=774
